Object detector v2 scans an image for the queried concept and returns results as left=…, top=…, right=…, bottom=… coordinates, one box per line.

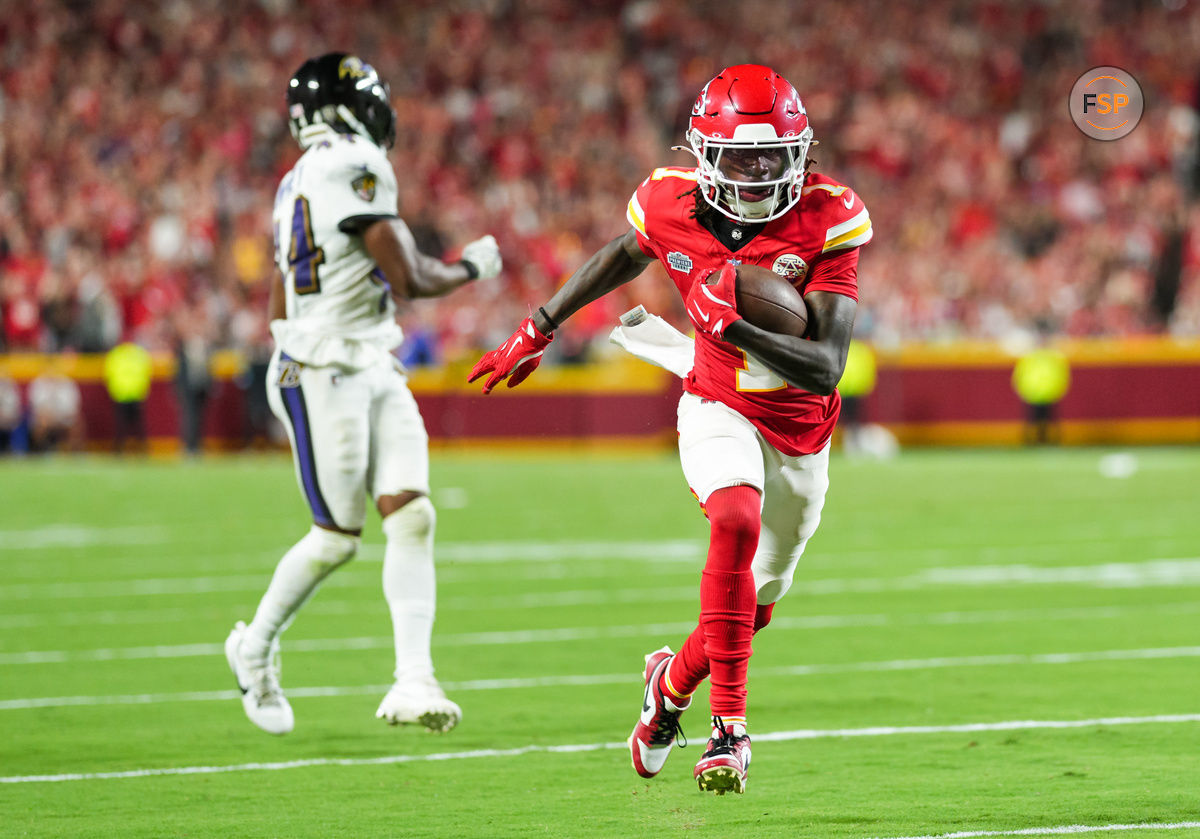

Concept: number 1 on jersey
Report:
left=736, top=350, right=786, bottom=392
left=289, top=196, right=324, bottom=295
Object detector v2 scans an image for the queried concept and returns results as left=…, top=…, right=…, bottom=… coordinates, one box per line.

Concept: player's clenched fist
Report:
left=461, top=235, right=502, bottom=280
left=686, top=263, right=742, bottom=340
left=469, top=317, right=553, bottom=394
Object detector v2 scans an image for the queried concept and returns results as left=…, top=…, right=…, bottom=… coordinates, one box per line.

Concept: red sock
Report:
left=698, top=486, right=761, bottom=719
left=662, top=492, right=776, bottom=705
left=663, top=624, right=708, bottom=702
left=663, top=602, right=777, bottom=704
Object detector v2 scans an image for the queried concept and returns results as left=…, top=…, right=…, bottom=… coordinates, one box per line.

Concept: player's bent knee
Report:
left=706, top=485, right=762, bottom=542
left=306, top=525, right=360, bottom=570
left=755, top=577, right=792, bottom=605
left=381, top=495, right=436, bottom=541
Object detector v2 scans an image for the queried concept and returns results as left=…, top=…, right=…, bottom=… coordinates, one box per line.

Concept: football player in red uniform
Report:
left=470, top=65, right=871, bottom=794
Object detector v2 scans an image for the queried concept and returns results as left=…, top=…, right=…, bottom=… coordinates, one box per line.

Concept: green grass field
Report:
left=1, top=447, right=1199, bottom=839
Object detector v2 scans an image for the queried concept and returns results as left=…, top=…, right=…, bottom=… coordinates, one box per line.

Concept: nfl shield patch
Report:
left=351, top=172, right=377, bottom=202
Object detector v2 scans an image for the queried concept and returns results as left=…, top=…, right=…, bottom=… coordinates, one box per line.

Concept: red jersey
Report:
left=626, top=168, right=872, bottom=455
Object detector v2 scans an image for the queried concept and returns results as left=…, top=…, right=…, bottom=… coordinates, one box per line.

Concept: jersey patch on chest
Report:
left=666, top=251, right=694, bottom=274
left=771, top=253, right=809, bottom=283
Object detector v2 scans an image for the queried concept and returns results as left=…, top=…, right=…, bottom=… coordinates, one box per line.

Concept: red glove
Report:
left=686, top=264, right=742, bottom=340
left=468, top=317, right=553, bottom=394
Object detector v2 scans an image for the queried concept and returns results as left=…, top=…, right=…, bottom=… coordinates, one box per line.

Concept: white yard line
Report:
left=2, top=713, right=1197, bottom=785
left=3, top=646, right=1199, bottom=708
left=4, top=555, right=1200, bottom=603
left=0, top=574, right=299, bottom=600
left=4, top=599, right=1199, bottom=635
left=365, top=539, right=704, bottom=563
left=6, top=601, right=1200, bottom=663
left=0, top=525, right=170, bottom=550
left=865, top=821, right=1200, bottom=839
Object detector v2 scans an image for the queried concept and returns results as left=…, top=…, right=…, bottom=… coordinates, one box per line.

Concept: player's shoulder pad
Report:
left=306, top=134, right=396, bottom=205
left=627, top=166, right=698, bottom=236
left=800, top=173, right=872, bottom=254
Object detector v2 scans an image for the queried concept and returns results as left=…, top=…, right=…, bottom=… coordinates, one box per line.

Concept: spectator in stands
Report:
left=0, top=0, right=1196, bottom=359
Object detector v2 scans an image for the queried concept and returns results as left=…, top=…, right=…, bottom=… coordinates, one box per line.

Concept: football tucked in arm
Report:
left=724, top=263, right=809, bottom=337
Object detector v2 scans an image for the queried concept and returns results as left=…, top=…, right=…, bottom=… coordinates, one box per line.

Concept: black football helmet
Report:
left=286, top=53, right=397, bottom=149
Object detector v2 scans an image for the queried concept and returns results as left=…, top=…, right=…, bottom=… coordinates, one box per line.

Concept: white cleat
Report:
left=225, top=621, right=294, bottom=736
left=376, top=677, right=462, bottom=733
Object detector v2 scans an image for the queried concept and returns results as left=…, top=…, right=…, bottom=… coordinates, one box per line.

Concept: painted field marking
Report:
left=0, top=525, right=170, bottom=550
left=4, top=554, right=1200, bottom=603
left=865, top=820, right=1200, bottom=838
left=2, top=713, right=1197, bottom=784
left=5, top=597, right=1200, bottom=635
left=5, top=601, right=1200, bottom=663
left=381, top=539, right=704, bottom=563
left=3, top=646, right=1199, bottom=708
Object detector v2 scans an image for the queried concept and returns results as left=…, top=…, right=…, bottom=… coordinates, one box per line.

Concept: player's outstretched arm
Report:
left=468, top=230, right=653, bottom=394
left=723, top=291, right=857, bottom=396
left=362, top=219, right=500, bottom=300
left=528, top=229, right=654, bottom=334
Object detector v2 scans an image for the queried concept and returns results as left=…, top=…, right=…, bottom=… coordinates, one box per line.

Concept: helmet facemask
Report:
left=687, top=124, right=812, bottom=223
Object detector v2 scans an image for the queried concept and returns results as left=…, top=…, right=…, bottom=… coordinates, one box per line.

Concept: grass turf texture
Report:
left=1, top=448, right=1198, bottom=839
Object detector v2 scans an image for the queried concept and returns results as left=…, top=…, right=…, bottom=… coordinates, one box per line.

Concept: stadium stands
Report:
left=0, top=0, right=1197, bottom=366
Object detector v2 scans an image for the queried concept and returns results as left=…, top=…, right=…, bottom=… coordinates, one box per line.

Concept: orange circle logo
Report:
left=1069, top=66, right=1143, bottom=141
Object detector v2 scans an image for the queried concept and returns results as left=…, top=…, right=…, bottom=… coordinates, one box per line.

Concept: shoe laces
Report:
left=705, top=716, right=745, bottom=756
left=248, top=644, right=284, bottom=705
left=649, top=699, right=687, bottom=748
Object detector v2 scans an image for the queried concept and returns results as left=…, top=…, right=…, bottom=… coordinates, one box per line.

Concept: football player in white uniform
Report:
left=225, top=53, right=502, bottom=736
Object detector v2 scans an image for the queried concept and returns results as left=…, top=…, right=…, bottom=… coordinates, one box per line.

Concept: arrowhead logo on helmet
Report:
left=683, top=65, right=814, bottom=224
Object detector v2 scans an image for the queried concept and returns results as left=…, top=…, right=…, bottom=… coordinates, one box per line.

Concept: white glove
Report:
left=461, top=235, right=502, bottom=280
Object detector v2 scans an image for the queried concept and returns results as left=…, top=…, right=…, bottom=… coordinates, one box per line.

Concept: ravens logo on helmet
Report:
left=286, top=53, right=397, bottom=149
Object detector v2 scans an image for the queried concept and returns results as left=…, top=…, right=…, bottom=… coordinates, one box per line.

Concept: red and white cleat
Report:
left=627, top=646, right=689, bottom=778
left=694, top=718, right=751, bottom=795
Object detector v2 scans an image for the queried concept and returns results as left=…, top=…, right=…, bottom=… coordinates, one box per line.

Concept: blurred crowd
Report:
left=2, top=0, right=1200, bottom=370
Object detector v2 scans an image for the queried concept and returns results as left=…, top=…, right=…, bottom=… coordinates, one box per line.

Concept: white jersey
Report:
left=271, top=125, right=404, bottom=370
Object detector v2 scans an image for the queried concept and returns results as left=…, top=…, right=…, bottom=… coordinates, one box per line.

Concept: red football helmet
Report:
left=686, top=65, right=813, bottom=223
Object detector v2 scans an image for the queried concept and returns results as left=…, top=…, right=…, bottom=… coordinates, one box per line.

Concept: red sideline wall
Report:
left=3, top=338, right=1199, bottom=449
left=867, top=340, right=1200, bottom=445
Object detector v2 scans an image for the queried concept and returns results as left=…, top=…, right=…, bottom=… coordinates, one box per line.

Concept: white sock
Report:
left=243, top=526, right=359, bottom=661
left=381, top=497, right=437, bottom=683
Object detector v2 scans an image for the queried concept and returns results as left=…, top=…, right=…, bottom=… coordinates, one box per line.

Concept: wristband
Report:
left=537, top=306, right=559, bottom=332
left=461, top=259, right=479, bottom=280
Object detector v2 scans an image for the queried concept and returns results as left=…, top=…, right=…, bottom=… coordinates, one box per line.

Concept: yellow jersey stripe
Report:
left=824, top=207, right=870, bottom=242
left=626, top=194, right=647, bottom=236
left=823, top=221, right=873, bottom=252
